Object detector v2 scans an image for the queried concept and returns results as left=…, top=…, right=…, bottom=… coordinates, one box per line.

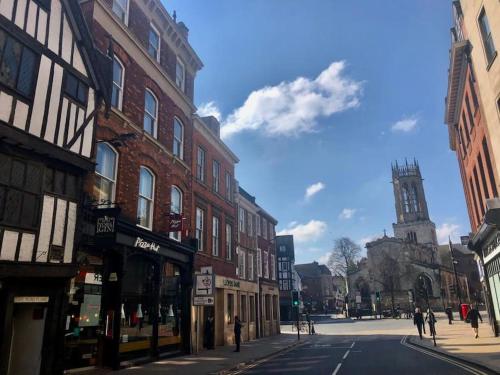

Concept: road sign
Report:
left=355, top=295, right=362, bottom=303
left=195, top=274, right=214, bottom=296
left=193, top=296, right=214, bottom=306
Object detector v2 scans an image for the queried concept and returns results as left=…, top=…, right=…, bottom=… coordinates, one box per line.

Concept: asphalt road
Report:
left=234, top=317, right=493, bottom=375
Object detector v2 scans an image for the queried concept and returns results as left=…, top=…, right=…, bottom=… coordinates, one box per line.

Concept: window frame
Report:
left=478, top=8, right=497, bottom=68
left=137, top=166, right=155, bottom=230
left=143, top=89, right=158, bottom=138
left=173, top=117, right=184, bottom=159
left=94, top=142, right=118, bottom=205
left=195, top=207, right=204, bottom=251
left=112, top=0, right=130, bottom=25
left=225, top=223, right=232, bottom=260
left=196, top=146, right=206, bottom=182
left=225, top=172, right=232, bottom=201
left=148, top=23, right=161, bottom=62
left=175, top=57, right=185, bottom=91
left=212, top=160, right=220, bottom=193
left=170, top=185, right=183, bottom=241
left=257, top=248, right=262, bottom=277
left=111, top=56, right=125, bottom=110
left=63, top=72, right=88, bottom=106
left=238, top=248, right=246, bottom=279
left=248, top=252, right=254, bottom=281
left=212, top=216, right=220, bottom=256
left=239, top=207, right=245, bottom=233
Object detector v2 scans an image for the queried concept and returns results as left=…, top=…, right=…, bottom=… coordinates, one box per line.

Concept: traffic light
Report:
left=292, top=290, right=299, bottom=307
left=375, top=291, right=381, bottom=302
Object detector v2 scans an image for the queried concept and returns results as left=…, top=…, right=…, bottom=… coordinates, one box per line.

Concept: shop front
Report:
left=63, top=209, right=195, bottom=371
left=259, top=282, right=280, bottom=337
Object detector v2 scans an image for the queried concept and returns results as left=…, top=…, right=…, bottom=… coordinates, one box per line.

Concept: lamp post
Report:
left=449, top=237, right=463, bottom=319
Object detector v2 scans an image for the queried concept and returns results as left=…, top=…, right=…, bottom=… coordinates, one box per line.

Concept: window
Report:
left=94, top=143, right=118, bottom=205
left=175, top=58, right=185, bottom=91
left=257, top=248, right=262, bottom=277
left=249, top=295, right=255, bottom=322
left=482, top=138, right=498, bottom=197
left=143, top=90, right=158, bottom=137
left=170, top=186, right=182, bottom=241
left=111, top=57, right=124, bottom=110
left=247, top=213, right=253, bottom=236
left=212, top=160, right=220, bottom=192
left=402, top=183, right=410, bottom=213
left=195, top=207, right=204, bottom=251
left=226, top=223, right=232, bottom=260
left=262, top=218, right=267, bottom=239
left=196, top=147, right=205, bottom=182
left=265, top=294, right=271, bottom=320
left=269, top=223, right=274, bottom=240
left=272, top=295, right=278, bottom=320
left=137, top=167, right=154, bottom=229
left=478, top=9, right=496, bottom=66
left=112, top=0, right=129, bottom=24
left=225, top=172, right=232, bottom=201
left=473, top=166, right=485, bottom=216
left=64, top=73, right=88, bottom=106
left=279, top=245, right=286, bottom=253
left=256, top=216, right=261, bottom=236
left=238, top=248, right=246, bottom=279
left=271, top=254, right=276, bottom=280
left=248, top=253, right=254, bottom=281
left=240, top=295, right=247, bottom=323
left=263, top=251, right=269, bottom=278
left=148, top=24, right=160, bottom=61
left=238, top=207, right=245, bottom=233
left=212, top=216, right=220, bottom=256
left=0, top=30, right=38, bottom=98
left=478, top=154, right=490, bottom=200
left=227, top=293, right=234, bottom=324
left=173, top=117, right=184, bottom=159
left=465, top=94, right=475, bottom=130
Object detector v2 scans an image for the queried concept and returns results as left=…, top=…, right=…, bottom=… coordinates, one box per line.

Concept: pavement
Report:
left=407, top=313, right=500, bottom=374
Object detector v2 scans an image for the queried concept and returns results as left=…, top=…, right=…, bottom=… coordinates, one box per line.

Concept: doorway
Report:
left=8, top=303, right=47, bottom=375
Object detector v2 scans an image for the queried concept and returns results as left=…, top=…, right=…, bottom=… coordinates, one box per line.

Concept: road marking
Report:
left=400, top=335, right=489, bottom=375
left=342, top=350, right=350, bottom=360
left=332, top=363, right=342, bottom=375
left=350, top=341, right=355, bottom=348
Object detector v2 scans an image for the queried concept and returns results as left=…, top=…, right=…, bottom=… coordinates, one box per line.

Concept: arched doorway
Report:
left=414, top=273, right=433, bottom=308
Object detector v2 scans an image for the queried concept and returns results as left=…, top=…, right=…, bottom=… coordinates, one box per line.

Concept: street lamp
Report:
left=448, top=237, right=463, bottom=319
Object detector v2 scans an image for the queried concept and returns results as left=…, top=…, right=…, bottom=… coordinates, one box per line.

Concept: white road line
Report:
left=342, top=350, right=350, bottom=360
left=332, top=362, right=342, bottom=375
left=350, top=341, right=355, bottom=348
left=400, top=335, right=488, bottom=375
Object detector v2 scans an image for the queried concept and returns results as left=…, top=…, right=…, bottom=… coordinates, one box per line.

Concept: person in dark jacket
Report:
left=204, top=316, right=214, bottom=349
left=413, top=307, right=425, bottom=339
left=425, top=308, right=437, bottom=336
left=466, top=304, right=483, bottom=338
left=234, top=316, right=242, bottom=352
left=445, top=307, right=453, bottom=325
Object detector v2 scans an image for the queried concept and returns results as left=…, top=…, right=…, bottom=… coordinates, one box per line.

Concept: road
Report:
left=232, top=316, right=493, bottom=375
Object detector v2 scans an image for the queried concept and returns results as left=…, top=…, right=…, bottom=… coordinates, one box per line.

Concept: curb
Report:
left=406, top=335, right=498, bottom=375
left=215, top=338, right=310, bottom=375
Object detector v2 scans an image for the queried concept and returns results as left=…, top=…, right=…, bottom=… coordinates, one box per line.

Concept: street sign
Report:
left=193, top=296, right=215, bottom=306
left=195, top=274, right=214, bottom=296
left=355, top=295, right=362, bottom=303
left=200, top=266, right=213, bottom=274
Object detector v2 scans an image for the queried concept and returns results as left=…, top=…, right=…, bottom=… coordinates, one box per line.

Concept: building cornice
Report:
left=193, top=116, right=239, bottom=164
left=444, top=40, right=470, bottom=128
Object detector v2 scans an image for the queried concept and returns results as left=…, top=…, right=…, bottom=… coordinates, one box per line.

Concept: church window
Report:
left=402, top=183, right=410, bottom=213
left=410, top=183, right=419, bottom=212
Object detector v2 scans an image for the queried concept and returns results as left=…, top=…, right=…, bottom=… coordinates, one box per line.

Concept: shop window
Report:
left=159, top=262, right=181, bottom=352
left=240, top=295, right=247, bottom=323
left=94, top=142, right=118, bottom=205
left=249, top=295, right=255, bottom=322
left=227, top=293, right=234, bottom=324
left=137, top=167, right=154, bottom=229
left=265, top=294, right=271, bottom=320
left=273, top=295, right=278, bottom=320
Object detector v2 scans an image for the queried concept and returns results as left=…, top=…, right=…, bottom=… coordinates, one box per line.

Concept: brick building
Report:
left=190, top=115, right=241, bottom=350
left=64, top=0, right=203, bottom=370
left=444, top=0, right=500, bottom=336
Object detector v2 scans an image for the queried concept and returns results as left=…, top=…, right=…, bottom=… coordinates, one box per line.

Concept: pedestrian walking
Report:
left=234, top=315, right=242, bottom=352
left=413, top=307, right=425, bottom=339
left=465, top=304, right=483, bottom=339
left=306, top=312, right=311, bottom=334
left=445, top=307, right=453, bottom=325
left=204, top=316, right=214, bottom=349
left=425, top=308, right=437, bottom=337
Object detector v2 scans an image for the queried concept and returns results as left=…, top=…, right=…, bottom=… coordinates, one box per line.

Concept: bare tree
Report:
left=327, top=237, right=361, bottom=277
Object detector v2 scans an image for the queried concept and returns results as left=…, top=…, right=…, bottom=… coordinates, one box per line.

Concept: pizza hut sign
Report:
left=168, top=213, right=183, bottom=232
left=134, top=237, right=160, bottom=252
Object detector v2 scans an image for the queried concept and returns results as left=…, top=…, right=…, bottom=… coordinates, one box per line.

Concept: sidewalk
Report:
left=408, top=314, right=500, bottom=373
left=110, top=333, right=306, bottom=375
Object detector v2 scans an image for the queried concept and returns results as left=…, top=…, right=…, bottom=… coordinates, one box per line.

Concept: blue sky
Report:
left=165, top=0, right=469, bottom=264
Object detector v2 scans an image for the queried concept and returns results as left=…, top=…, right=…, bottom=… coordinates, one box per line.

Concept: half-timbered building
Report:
left=0, top=1, right=110, bottom=374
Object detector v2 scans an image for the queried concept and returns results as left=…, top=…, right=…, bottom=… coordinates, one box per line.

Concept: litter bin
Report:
left=460, top=303, right=470, bottom=321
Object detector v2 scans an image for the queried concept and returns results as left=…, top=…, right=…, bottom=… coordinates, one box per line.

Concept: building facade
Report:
left=0, top=1, right=110, bottom=374
left=444, top=0, right=500, bottom=335
left=190, top=115, right=241, bottom=350
left=64, top=0, right=203, bottom=370
left=295, top=262, right=337, bottom=313
left=276, top=235, right=296, bottom=321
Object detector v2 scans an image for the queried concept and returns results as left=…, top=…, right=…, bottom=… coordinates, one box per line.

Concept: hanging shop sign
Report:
left=195, top=274, right=214, bottom=296
left=94, top=207, right=120, bottom=244
left=14, top=296, right=49, bottom=303
left=134, top=237, right=160, bottom=252
left=168, top=213, right=183, bottom=232
left=193, top=296, right=215, bottom=306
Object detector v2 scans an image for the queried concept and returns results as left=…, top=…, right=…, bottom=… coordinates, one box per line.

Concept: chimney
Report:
left=201, top=116, right=220, bottom=138
left=177, top=21, right=189, bottom=40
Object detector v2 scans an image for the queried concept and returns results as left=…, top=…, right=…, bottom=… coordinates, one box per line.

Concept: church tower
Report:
left=392, top=160, right=438, bottom=246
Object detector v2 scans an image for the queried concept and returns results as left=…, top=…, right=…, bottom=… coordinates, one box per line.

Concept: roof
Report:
left=295, top=262, right=332, bottom=278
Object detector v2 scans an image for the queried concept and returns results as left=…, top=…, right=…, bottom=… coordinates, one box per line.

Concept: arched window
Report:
left=402, top=183, right=410, bottom=213
left=94, top=142, right=118, bottom=205
left=173, top=117, right=184, bottom=159
left=144, top=89, right=158, bottom=138
left=411, top=183, right=420, bottom=212
left=170, top=186, right=182, bottom=241
left=137, top=167, right=154, bottom=229
left=111, top=56, right=125, bottom=110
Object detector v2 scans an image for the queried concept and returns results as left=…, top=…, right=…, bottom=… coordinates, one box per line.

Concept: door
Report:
left=8, top=303, right=47, bottom=375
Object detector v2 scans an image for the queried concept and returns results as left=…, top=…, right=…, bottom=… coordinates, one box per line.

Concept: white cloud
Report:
left=339, top=208, right=356, bottom=220
left=219, top=61, right=363, bottom=139
left=196, top=101, right=222, bottom=121
left=305, top=182, right=326, bottom=200
left=391, top=115, right=418, bottom=133
left=436, top=223, right=461, bottom=244
left=358, top=234, right=380, bottom=248
left=317, top=252, right=332, bottom=265
left=277, top=220, right=327, bottom=243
